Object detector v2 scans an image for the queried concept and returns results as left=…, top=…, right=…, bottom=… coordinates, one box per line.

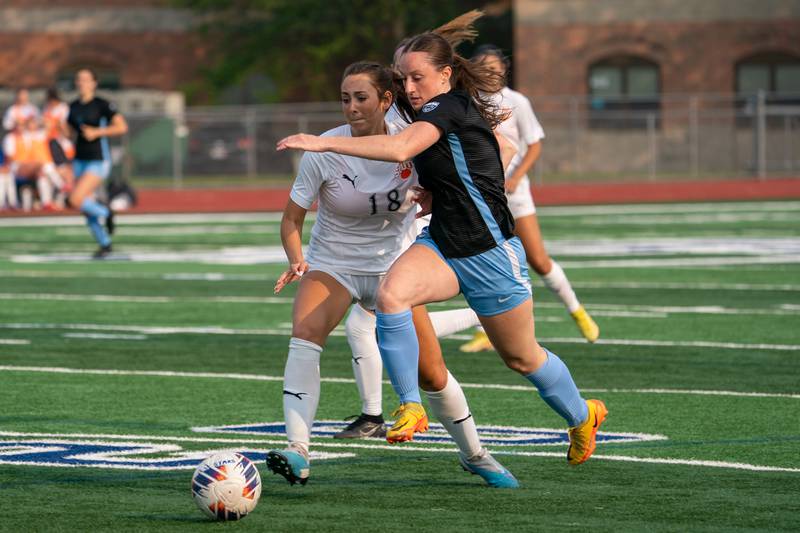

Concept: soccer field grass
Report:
left=0, top=201, right=799, bottom=532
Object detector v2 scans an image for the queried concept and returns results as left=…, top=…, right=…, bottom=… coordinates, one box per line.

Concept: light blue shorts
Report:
left=73, top=159, right=111, bottom=181
left=414, top=228, right=532, bottom=316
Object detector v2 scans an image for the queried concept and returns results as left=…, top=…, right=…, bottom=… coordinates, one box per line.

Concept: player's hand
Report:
left=276, top=134, right=327, bottom=152
left=274, top=261, right=309, bottom=294
left=505, top=176, right=522, bottom=193
left=411, top=186, right=432, bottom=218
left=80, top=125, right=100, bottom=141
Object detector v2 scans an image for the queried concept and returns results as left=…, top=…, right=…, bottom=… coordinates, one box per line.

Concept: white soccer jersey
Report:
left=2, top=103, right=39, bottom=131
left=290, top=119, right=418, bottom=275
left=491, top=87, right=545, bottom=179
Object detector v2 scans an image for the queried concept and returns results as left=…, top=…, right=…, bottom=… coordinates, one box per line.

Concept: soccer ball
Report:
left=191, top=451, right=262, bottom=521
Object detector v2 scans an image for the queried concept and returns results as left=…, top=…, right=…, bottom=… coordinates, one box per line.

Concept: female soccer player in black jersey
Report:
left=278, top=21, right=607, bottom=467
left=65, top=69, right=128, bottom=258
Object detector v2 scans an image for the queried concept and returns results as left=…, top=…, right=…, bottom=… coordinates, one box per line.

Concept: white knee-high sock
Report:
left=345, top=305, right=383, bottom=417
left=42, top=163, right=64, bottom=189
left=36, top=176, right=53, bottom=206
left=428, top=308, right=481, bottom=338
left=0, top=172, right=15, bottom=208
left=283, top=337, right=322, bottom=455
left=425, top=371, right=482, bottom=459
left=541, top=260, right=581, bottom=313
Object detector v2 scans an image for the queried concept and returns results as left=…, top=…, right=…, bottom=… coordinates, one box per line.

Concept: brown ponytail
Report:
left=398, top=24, right=508, bottom=128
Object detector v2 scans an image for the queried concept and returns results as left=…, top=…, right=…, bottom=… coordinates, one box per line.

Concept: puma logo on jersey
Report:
left=341, top=174, right=357, bottom=188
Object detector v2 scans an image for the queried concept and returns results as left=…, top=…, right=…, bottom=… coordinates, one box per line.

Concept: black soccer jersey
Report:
left=68, top=97, right=118, bottom=161
left=413, top=89, right=515, bottom=258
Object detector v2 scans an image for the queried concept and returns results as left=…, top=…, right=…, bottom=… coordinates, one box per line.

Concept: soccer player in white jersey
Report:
left=266, top=61, right=518, bottom=488
left=459, top=45, right=599, bottom=352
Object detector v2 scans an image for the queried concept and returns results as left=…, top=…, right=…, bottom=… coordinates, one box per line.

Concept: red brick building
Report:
left=0, top=0, right=204, bottom=92
left=513, top=0, right=800, bottom=111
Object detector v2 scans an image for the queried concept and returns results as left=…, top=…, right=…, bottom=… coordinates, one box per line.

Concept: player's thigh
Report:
left=514, top=214, right=551, bottom=275
left=69, top=171, right=103, bottom=206
left=479, top=299, right=547, bottom=375
left=412, top=305, right=448, bottom=392
left=377, top=244, right=460, bottom=312
left=291, top=270, right=353, bottom=346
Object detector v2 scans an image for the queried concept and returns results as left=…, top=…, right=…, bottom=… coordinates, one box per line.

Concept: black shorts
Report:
left=49, top=139, right=69, bottom=166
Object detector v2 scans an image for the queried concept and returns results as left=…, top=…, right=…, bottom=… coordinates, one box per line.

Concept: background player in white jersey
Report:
left=266, top=61, right=516, bottom=488
left=2, top=88, right=39, bottom=132
left=459, top=45, right=599, bottom=352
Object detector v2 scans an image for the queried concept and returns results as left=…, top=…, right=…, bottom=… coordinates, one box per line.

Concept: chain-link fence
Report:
left=113, top=92, right=800, bottom=187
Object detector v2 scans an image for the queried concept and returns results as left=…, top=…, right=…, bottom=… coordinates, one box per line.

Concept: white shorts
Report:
left=506, top=175, right=536, bottom=219
left=309, top=264, right=383, bottom=311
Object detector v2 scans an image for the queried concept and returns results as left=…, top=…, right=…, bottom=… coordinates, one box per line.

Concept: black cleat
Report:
left=333, top=413, right=387, bottom=439
left=266, top=449, right=309, bottom=486
left=105, top=209, right=115, bottom=235
left=92, top=244, right=113, bottom=259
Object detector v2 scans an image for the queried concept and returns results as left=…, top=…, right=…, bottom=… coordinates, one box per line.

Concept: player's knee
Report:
left=419, top=363, right=448, bottom=391
left=502, top=355, right=536, bottom=376
left=291, top=323, right=327, bottom=347
left=376, top=280, right=409, bottom=314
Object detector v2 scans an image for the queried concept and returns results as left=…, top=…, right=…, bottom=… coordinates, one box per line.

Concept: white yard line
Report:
left=1, top=322, right=798, bottom=350
left=2, top=269, right=798, bottom=292
left=0, top=292, right=795, bottom=318
left=0, top=430, right=796, bottom=473
left=62, top=333, right=147, bottom=341
left=0, top=339, right=30, bottom=345
left=0, top=365, right=797, bottom=399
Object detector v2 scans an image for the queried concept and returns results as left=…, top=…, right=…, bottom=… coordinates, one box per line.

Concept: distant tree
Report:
left=177, top=0, right=510, bottom=103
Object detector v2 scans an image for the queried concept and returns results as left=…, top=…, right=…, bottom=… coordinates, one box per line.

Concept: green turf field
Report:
left=0, top=200, right=799, bottom=532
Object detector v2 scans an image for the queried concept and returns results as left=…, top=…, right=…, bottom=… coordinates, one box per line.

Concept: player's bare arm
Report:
left=277, top=121, right=441, bottom=162
left=275, top=199, right=309, bottom=293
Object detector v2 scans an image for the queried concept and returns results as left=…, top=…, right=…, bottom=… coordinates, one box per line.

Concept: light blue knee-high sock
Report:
left=81, top=198, right=110, bottom=247
left=376, top=310, right=420, bottom=404
left=525, top=348, right=588, bottom=427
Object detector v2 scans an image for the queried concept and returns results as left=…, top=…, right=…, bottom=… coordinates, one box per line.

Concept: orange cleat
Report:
left=567, top=399, right=608, bottom=465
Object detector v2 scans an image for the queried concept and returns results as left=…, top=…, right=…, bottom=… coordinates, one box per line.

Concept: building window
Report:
left=588, top=56, right=660, bottom=128
left=737, top=52, right=800, bottom=96
left=56, top=68, right=121, bottom=92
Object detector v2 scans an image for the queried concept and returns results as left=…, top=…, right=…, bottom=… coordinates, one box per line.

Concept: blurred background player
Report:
left=2, top=88, right=39, bottom=132
left=267, top=61, right=516, bottom=488
left=2, top=115, right=64, bottom=211
left=459, top=44, right=599, bottom=353
left=0, top=144, right=17, bottom=210
left=43, top=87, right=75, bottom=195
left=65, top=68, right=128, bottom=259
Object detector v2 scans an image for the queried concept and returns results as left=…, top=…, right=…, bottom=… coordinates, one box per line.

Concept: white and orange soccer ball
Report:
left=191, top=452, right=262, bottom=521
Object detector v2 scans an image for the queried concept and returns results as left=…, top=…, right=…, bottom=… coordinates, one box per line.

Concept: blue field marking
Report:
left=195, top=420, right=666, bottom=447
left=0, top=440, right=353, bottom=470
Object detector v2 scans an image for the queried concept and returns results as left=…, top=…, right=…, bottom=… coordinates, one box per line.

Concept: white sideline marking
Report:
left=2, top=201, right=796, bottom=228
left=2, top=270, right=799, bottom=292
left=0, top=365, right=797, bottom=399
left=0, top=431, right=796, bottom=474
left=0, top=339, right=29, bottom=345
left=55, top=225, right=279, bottom=237
left=562, top=255, right=800, bottom=269
left=0, top=292, right=795, bottom=319
left=569, top=281, right=800, bottom=292
left=1, top=322, right=798, bottom=351
left=63, top=333, right=147, bottom=341
left=0, top=292, right=294, bottom=305
left=0, top=212, right=291, bottom=227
